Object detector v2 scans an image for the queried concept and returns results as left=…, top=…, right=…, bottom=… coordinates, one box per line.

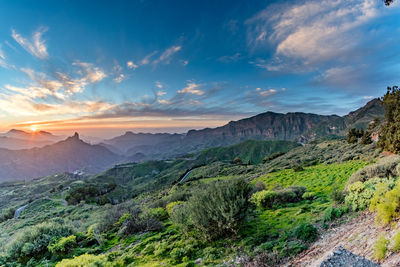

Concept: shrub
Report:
left=345, top=178, right=393, bottom=211
left=166, top=201, right=184, bottom=216
left=331, top=187, right=345, bottom=204
left=66, top=183, right=116, bottom=205
left=174, top=178, right=251, bottom=240
left=392, top=231, right=400, bottom=251
left=373, top=234, right=389, bottom=260
left=323, top=206, right=348, bottom=223
left=6, top=222, right=72, bottom=263
left=119, top=208, right=163, bottom=236
left=55, top=253, right=110, bottom=267
left=170, top=203, right=191, bottom=233
left=148, top=207, right=168, bottom=220
left=250, top=190, right=278, bottom=208
left=346, top=156, right=400, bottom=186
left=252, top=181, right=266, bottom=193
left=302, top=192, right=317, bottom=200
left=250, top=187, right=306, bottom=208
left=48, top=235, right=77, bottom=255
left=170, top=247, right=187, bottom=263
left=371, top=183, right=400, bottom=225
left=294, top=223, right=318, bottom=242
left=0, top=207, right=16, bottom=223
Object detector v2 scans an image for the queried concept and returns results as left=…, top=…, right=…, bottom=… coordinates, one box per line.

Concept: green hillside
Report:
left=0, top=139, right=385, bottom=266
left=196, top=140, right=300, bottom=165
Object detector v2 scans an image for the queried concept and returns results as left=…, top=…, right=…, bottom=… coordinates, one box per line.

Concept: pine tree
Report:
left=378, top=86, right=400, bottom=153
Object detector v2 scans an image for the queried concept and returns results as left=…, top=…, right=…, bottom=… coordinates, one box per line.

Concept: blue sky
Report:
left=0, top=0, right=399, bottom=137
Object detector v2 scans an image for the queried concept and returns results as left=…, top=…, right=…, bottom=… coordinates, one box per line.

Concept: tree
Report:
left=361, top=130, right=373, bottom=145
left=346, top=128, right=363, bottom=144
left=378, top=86, right=400, bottom=153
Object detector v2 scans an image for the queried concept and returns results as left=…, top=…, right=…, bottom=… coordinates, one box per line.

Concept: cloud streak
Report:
left=178, top=82, right=204, bottom=95
left=12, top=27, right=49, bottom=59
left=153, top=45, right=181, bottom=65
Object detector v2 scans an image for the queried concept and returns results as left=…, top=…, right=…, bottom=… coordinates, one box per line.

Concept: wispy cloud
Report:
left=156, top=91, right=166, bottom=96
left=114, top=74, right=126, bottom=83
left=12, top=27, right=49, bottom=59
left=72, top=61, right=106, bottom=83
left=256, top=87, right=277, bottom=97
left=155, top=81, right=163, bottom=89
left=0, top=46, right=8, bottom=68
left=218, top=53, right=242, bottom=63
left=141, top=51, right=158, bottom=65
left=178, top=82, right=204, bottom=95
left=153, top=45, right=181, bottom=65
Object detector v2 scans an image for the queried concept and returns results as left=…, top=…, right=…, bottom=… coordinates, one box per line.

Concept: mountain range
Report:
left=103, top=98, right=385, bottom=158
left=0, top=98, right=384, bottom=181
left=0, top=133, right=122, bottom=181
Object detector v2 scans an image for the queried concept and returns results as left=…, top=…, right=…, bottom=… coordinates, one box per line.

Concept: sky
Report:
left=0, top=0, right=399, bottom=138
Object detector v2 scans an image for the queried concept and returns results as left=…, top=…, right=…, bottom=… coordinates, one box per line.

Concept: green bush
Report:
left=294, top=223, right=318, bottom=242
left=250, top=187, right=306, bottom=208
left=119, top=207, right=163, bottom=236
left=48, top=235, right=77, bottom=255
left=323, top=206, right=348, bottom=223
left=392, top=231, right=400, bottom=252
left=373, top=233, right=389, bottom=260
left=170, top=247, right=187, bottom=263
left=345, top=178, right=394, bottom=211
left=166, top=201, right=184, bottom=216
left=6, top=222, right=72, bottom=263
left=170, top=203, right=191, bottom=233
left=370, top=182, right=400, bottom=225
left=55, top=253, right=111, bottom=267
left=173, top=178, right=251, bottom=240
left=148, top=207, right=168, bottom=220
left=0, top=207, right=16, bottom=223
left=346, top=156, right=400, bottom=186
left=66, top=183, right=116, bottom=205
left=331, top=187, right=345, bottom=204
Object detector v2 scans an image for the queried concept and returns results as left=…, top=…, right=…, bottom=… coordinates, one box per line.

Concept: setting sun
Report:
left=30, top=126, right=38, bottom=132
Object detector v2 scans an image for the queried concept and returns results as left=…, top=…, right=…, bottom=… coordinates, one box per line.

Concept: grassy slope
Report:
left=195, top=140, right=300, bottom=165
left=0, top=140, right=380, bottom=266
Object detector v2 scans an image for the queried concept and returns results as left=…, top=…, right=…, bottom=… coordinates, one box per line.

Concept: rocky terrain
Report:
left=290, top=212, right=400, bottom=267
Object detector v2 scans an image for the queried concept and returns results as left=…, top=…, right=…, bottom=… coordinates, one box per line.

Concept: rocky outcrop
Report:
left=320, top=246, right=380, bottom=267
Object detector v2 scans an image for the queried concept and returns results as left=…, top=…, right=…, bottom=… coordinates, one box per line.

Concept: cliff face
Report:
left=185, top=112, right=343, bottom=144
left=185, top=99, right=384, bottom=145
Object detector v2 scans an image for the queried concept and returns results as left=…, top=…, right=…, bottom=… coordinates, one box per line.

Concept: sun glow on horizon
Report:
left=30, top=125, right=38, bottom=132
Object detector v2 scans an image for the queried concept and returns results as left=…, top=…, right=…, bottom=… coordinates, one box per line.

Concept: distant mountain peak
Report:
left=63, top=132, right=82, bottom=144
left=7, top=129, right=26, bottom=134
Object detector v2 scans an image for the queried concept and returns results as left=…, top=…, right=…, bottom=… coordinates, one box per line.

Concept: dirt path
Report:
left=289, top=212, right=400, bottom=267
